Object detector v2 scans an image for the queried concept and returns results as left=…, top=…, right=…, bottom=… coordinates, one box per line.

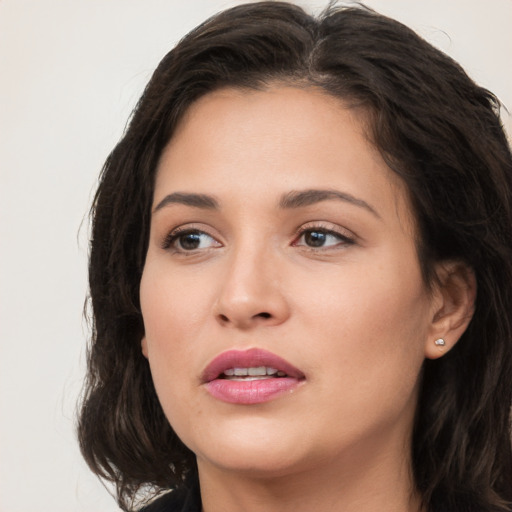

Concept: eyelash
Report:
left=161, top=223, right=355, bottom=253
left=161, top=226, right=219, bottom=252
left=292, top=224, right=355, bottom=250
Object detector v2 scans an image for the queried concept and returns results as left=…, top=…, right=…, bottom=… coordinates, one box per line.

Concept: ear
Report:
left=425, top=261, right=476, bottom=360
left=141, top=336, right=149, bottom=358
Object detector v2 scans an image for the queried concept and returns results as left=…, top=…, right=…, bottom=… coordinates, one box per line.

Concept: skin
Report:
left=140, top=87, right=474, bottom=512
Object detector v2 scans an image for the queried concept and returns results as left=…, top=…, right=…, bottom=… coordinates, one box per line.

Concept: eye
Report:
left=293, top=227, right=354, bottom=249
left=163, top=229, right=221, bottom=252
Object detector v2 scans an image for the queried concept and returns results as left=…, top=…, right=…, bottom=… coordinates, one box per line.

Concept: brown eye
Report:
left=296, top=229, right=352, bottom=248
left=303, top=230, right=328, bottom=247
left=178, top=232, right=203, bottom=250
left=163, top=229, right=221, bottom=252
left=293, top=227, right=355, bottom=249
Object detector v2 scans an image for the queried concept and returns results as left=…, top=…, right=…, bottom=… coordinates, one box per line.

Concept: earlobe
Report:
left=141, top=336, right=149, bottom=358
left=424, top=262, right=476, bottom=360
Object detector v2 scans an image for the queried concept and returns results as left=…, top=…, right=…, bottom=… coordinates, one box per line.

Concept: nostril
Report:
left=216, top=310, right=277, bottom=326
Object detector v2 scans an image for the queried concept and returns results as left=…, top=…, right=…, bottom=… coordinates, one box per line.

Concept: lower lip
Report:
left=205, top=377, right=301, bottom=404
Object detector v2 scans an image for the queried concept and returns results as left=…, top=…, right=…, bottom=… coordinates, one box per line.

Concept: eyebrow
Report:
left=153, top=192, right=219, bottom=213
left=152, top=188, right=380, bottom=218
left=279, top=189, right=380, bottom=218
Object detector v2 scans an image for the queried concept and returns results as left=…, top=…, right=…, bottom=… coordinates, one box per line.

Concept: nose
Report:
left=213, top=246, right=290, bottom=330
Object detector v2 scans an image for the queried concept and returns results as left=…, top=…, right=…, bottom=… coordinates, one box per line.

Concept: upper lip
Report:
left=201, top=348, right=305, bottom=383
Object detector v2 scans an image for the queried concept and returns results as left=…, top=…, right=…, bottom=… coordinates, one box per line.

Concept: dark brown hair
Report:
left=78, top=2, right=512, bottom=511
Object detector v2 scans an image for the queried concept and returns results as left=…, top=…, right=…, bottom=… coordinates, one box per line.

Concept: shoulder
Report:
left=139, top=483, right=201, bottom=512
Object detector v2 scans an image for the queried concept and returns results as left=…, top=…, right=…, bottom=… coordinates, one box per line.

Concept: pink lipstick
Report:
left=202, top=348, right=305, bottom=405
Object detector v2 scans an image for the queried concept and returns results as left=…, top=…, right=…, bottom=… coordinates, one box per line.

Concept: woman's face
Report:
left=140, top=87, right=440, bottom=479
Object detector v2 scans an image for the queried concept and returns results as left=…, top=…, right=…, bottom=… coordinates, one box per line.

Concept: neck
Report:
left=197, top=436, right=423, bottom=512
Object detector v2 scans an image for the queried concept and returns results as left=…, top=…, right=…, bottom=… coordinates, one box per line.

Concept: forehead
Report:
left=169, top=86, right=371, bottom=155
left=155, top=86, right=413, bottom=230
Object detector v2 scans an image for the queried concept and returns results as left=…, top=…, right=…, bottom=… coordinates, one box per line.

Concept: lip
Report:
left=202, top=348, right=305, bottom=405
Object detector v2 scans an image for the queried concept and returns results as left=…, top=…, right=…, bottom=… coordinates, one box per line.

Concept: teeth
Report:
left=232, top=376, right=273, bottom=381
left=248, top=366, right=266, bottom=376
left=222, top=366, right=285, bottom=378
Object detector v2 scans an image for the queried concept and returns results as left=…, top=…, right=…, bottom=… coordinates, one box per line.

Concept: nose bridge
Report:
left=214, top=234, right=288, bottom=328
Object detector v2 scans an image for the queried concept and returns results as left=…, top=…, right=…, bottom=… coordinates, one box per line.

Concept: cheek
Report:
left=140, top=260, right=213, bottom=348
left=140, top=265, right=195, bottom=388
left=294, top=252, right=431, bottom=380
left=292, top=268, right=429, bottom=445
left=139, top=260, right=219, bottom=422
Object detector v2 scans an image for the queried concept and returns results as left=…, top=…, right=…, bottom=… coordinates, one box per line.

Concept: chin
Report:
left=199, top=448, right=310, bottom=480
left=182, top=416, right=314, bottom=477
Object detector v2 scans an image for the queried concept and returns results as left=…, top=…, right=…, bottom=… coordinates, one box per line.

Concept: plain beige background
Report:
left=0, top=1, right=510, bottom=510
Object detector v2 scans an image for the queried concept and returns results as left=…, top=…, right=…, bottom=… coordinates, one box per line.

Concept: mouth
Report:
left=220, top=366, right=288, bottom=381
left=202, top=348, right=305, bottom=405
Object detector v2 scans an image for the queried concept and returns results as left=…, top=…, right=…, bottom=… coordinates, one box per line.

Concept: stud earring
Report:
left=434, top=338, right=446, bottom=346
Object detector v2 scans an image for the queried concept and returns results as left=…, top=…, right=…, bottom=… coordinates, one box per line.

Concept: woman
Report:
left=78, top=2, right=512, bottom=511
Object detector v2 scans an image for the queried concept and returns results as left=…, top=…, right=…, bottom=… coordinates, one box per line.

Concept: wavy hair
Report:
left=78, top=2, right=512, bottom=511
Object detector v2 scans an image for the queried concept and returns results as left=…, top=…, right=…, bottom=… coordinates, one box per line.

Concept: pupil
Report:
left=305, top=231, right=325, bottom=247
left=180, top=232, right=201, bottom=250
